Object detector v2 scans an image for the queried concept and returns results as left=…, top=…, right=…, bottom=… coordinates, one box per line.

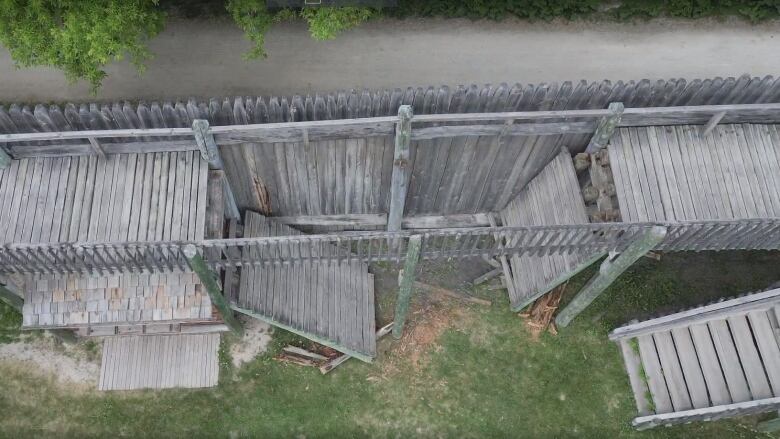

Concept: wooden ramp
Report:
left=99, top=333, right=220, bottom=391
left=608, top=124, right=780, bottom=222
left=235, top=212, right=377, bottom=361
left=610, top=288, right=780, bottom=429
left=499, top=150, right=603, bottom=311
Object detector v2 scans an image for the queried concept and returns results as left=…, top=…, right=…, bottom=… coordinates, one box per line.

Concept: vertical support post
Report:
left=585, top=102, right=624, bottom=153
left=393, top=235, right=422, bottom=339
left=0, top=146, right=11, bottom=169
left=555, top=226, right=667, bottom=327
left=192, top=119, right=240, bottom=220
left=387, top=105, right=413, bottom=232
left=183, top=244, right=244, bottom=336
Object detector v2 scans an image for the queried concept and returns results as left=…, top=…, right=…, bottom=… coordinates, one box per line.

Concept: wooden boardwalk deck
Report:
left=1, top=152, right=213, bottom=330
left=0, top=152, right=208, bottom=243
left=610, top=288, right=780, bottom=429
left=235, top=212, right=377, bottom=361
left=608, top=124, right=780, bottom=222
left=499, top=150, right=602, bottom=311
left=99, top=333, right=220, bottom=390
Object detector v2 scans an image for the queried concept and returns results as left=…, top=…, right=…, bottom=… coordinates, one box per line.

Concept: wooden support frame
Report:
left=87, top=137, right=106, bottom=159
left=393, top=235, right=422, bottom=339
left=271, top=213, right=491, bottom=229
left=183, top=244, right=243, bottom=336
left=555, top=226, right=668, bottom=327
left=585, top=102, right=624, bottom=153
left=387, top=105, right=413, bottom=232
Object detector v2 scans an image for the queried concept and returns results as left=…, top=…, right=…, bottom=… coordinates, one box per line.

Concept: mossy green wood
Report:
left=585, top=102, right=624, bottom=153
left=0, top=148, right=10, bottom=169
left=231, top=304, right=373, bottom=363
left=387, top=105, right=413, bottom=232
left=393, top=235, right=422, bottom=339
left=184, top=245, right=244, bottom=336
left=555, top=226, right=668, bottom=327
left=0, top=284, right=24, bottom=311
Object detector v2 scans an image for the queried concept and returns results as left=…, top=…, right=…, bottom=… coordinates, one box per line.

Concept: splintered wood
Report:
left=518, top=282, right=567, bottom=338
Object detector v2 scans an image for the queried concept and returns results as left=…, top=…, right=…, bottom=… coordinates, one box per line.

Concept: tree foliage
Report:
left=227, top=1, right=376, bottom=59
left=0, top=0, right=165, bottom=90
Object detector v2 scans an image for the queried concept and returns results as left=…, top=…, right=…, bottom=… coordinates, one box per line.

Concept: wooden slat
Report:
left=689, top=323, right=732, bottom=406
left=670, top=327, right=710, bottom=408
left=747, top=310, right=780, bottom=396
left=619, top=339, right=652, bottom=416
left=637, top=334, right=673, bottom=414
left=709, top=319, right=752, bottom=403
left=653, top=331, right=693, bottom=411
left=728, top=315, right=773, bottom=399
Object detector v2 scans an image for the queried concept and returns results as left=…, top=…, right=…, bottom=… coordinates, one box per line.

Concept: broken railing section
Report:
left=555, top=226, right=668, bottom=327
left=0, top=219, right=778, bottom=276
left=392, top=236, right=422, bottom=338
left=192, top=119, right=240, bottom=220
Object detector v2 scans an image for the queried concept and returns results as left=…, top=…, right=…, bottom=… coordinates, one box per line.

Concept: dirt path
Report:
left=1, top=17, right=779, bottom=102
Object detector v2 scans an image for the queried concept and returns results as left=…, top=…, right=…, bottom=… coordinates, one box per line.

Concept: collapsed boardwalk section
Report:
left=610, top=288, right=780, bottom=429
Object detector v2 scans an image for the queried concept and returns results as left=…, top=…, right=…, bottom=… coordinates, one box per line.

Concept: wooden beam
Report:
left=393, top=235, right=422, bottom=339
left=270, top=213, right=491, bottom=229
left=555, top=226, right=667, bottom=327
left=183, top=244, right=243, bottom=336
left=387, top=105, right=413, bottom=232
left=192, top=119, right=224, bottom=169
left=87, top=137, right=106, bottom=159
left=231, top=304, right=373, bottom=363
left=586, top=102, right=624, bottom=153
left=0, top=146, right=11, bottom=168
left=0, top=284, right=23, bottom=312
left=410, top=121, right=595, bottom=140
left=222, top=176, right=241, bottom=220
left=206, top=171, right=225, bottom=238
left=700, top=111, right=727, bottom=137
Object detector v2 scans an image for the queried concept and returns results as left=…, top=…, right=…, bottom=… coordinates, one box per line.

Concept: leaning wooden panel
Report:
left=234, top=212, right=376, bottom=361
left=499, top=149, right=603, bottom=311
left=610, top=287, right=780, bottom=429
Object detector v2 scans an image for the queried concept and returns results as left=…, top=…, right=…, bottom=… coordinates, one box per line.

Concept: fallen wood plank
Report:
left=473, top=268, right=501, bottom=286
left=283, top=346, right=329, bottom=361
left=320, top=323, right=393, bottom=375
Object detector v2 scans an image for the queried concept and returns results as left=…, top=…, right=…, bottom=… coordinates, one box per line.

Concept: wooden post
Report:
left=387, top=105, right=413, bottom=232
left=0, top=146, right=12, bottom=168
left=555, top=226, right=667, bottom=327
left=393, top=235, right=422, bottom=339
left=700, top=111, right=727, bottom=137
left=192, top=119, right=240, bottom=220
left=0, top=284, right=23, bottom=312
left=183, top=244, right=244, bottom=336
left=585, top=102, right=624, bottom=153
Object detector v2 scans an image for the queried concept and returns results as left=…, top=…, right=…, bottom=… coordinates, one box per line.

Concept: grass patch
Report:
left=0, top=251, right=778, bottom=437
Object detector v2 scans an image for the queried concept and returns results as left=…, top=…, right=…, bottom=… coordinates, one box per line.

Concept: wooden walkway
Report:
left=499, top=150, right=601, bottom=311
left=609, top=124, right=780, bottom=222
left=0, top=152, right=208, bottom=243
left=1, top=152, right=214, bottom=330
left=99, top=333, right=220, bottom=390
left=235, top=212, right=377, bottom=361
left=610, top=287, right=780, bottom=429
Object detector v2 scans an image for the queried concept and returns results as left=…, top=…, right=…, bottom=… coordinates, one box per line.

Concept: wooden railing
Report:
left=1, top=219, right=777, bottom=276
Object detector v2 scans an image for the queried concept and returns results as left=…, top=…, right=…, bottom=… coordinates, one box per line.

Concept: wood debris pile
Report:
left=518, top=282, right=567, bottom=338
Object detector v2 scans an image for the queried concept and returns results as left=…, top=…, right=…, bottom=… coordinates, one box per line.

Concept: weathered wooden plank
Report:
left=654, top=330, right=693, bottom=411
left=709, top=319, right=752, bottom=403
left=689, top=323, right=732, bottom=406
left=670, top=327, right=710, bottom=409
left=728, top=315, right=773, bottom=399
left=619, top=339, right=653, bottom=416
left=387, top=105, right=413, bottom=231
left=747, top=310, right=780, bottom=396
left=637, top=334, right=673, bottom=414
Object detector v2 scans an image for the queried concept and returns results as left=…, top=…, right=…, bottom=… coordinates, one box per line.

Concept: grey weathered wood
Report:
left=0, top=146, right=10, bottom=168
left=654, top=330, right=693, bottom=411
left=387, top=105, right=413, bottom=232
left=747, top=311, right=780, bottom=396
left=637, top=334, right=673, bottom=413
left=709, top=319, right=752, bottom=403
left=192, top=119, right=223, bottom=169
left=700, top=111, right=727, bottom=137
left=633, top=396, right=780, bottom=430
left=270, top=213, right=490, bottom=229
left=670, top=327, right=710, bottom=408
left=556, top=226, right=668, bottom=327
left=619, top=338, right=652, bottom=416
left=609, top=287, right=780, bottom=340
left=728, top=315, right=773, bottom=399
left=586, top=102, right=624, bottom=153
left=393, top=235, right=422, bottom=339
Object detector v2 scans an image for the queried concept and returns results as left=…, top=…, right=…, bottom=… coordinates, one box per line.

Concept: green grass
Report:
left=0, top=251, right=778, bottom=437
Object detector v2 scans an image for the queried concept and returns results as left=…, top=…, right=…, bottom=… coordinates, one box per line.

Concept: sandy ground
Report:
left=0, top=335, right=100, bottom=385
left=1, top=17, right=780, bottom=102
left=229, top=315, right=273, bottom=368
